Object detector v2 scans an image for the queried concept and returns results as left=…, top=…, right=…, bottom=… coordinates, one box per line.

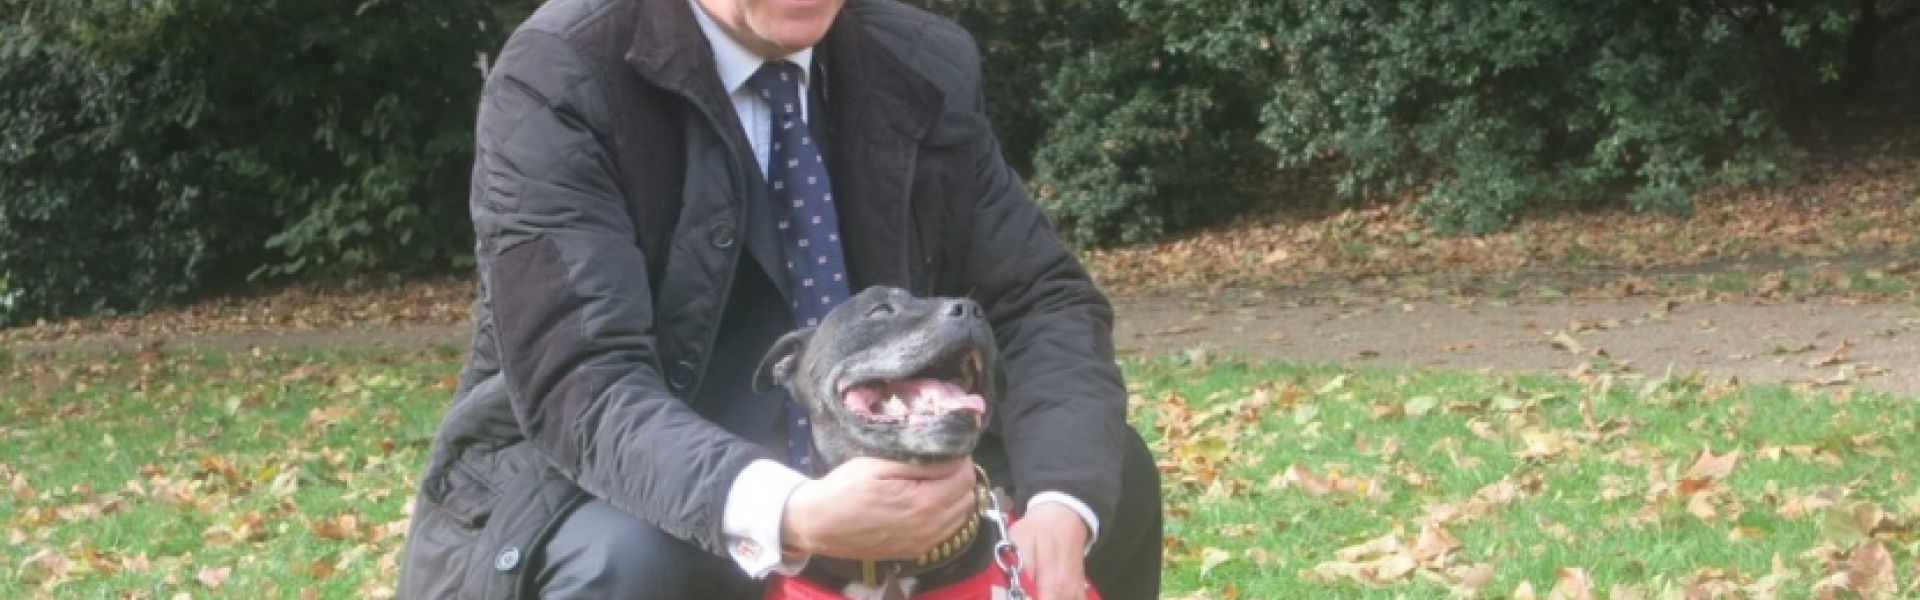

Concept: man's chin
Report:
left=748, top=15, right=837, bottom=52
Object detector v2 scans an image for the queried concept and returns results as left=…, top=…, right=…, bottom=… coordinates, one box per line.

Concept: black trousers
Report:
left=531, top=428, right=1164, bottom=599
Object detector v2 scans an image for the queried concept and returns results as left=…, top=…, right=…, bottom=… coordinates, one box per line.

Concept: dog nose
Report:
left=944, top=299, right=983, bottom=320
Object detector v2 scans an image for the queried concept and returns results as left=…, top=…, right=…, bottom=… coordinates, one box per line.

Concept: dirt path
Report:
left=1113, top=291, right=1920, bottom=398
left=14, top=290, right=1916, bottom=398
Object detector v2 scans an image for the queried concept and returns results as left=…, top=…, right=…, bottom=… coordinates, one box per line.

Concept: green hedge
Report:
left=922, top=0, right=1914, bottom=242
left=0, top=0, right=505, bottom=325
left=2, top=0, right=1912, bottom=325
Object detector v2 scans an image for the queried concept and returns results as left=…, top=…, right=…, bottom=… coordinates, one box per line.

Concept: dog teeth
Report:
left=960, top=351, right=983, bottom=392
left=881, top=395, right=909, bottom=417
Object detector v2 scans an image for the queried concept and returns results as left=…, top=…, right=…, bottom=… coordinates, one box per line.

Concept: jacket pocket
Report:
left=401, top=442, right=516, bottom=600
left=398, top=497, right=482, bottom=600
left=438, top=460, right=502, bottom=528
left=418, top=370, right=525, bottom=526
left=464, top=456, right=586, bottom=600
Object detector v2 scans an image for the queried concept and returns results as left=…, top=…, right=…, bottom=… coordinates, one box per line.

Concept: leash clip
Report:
left=982, top=488, right=1028, bottom=600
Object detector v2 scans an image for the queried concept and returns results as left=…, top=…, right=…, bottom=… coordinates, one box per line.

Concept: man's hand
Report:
left=1009, top=502, right=1091, bottom=600
left=781, top=457, right=977, bottom=560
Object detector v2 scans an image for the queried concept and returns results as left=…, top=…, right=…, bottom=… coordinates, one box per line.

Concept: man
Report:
left=397, top=0, right=1162, bottom=597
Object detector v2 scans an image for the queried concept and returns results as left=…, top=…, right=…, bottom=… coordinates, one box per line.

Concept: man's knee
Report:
left=535, top=500, right=701, bottom=598
left=1088, top=426, right=1163, bottom=599
left=1110, top=425, right=1162, bottom=535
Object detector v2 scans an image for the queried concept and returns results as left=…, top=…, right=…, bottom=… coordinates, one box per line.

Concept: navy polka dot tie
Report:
left=750, top=60, right=850, bottom=470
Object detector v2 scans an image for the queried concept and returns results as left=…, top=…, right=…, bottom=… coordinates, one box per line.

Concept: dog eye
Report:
left=866, top=303, right=895, bottom=318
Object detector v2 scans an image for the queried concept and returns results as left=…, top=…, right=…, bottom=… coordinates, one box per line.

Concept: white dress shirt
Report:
left=688, top=0, right=1099, bottom=579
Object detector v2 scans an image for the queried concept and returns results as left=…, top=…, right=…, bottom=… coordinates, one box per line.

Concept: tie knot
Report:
left=748, top=60, right=806, bottom=116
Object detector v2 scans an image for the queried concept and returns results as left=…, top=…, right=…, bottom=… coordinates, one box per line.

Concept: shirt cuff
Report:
left=721, top=459, right=812, bottom=578
left=1026, top=491, right=1100, bottom=555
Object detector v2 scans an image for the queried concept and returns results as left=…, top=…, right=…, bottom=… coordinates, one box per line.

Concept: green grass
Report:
left=1, top=345, right=461, bottom=599
left=3, top=346, right=1917, bottom=598
left=1133, top=356, right=1920, bottom=598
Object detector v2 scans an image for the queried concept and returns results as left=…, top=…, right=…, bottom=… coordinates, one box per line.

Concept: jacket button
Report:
left=708, top=220, right=736, bottom=249
left=668, top=360, right=698, bottom=391
left=494, top=547, right=521, bottom=571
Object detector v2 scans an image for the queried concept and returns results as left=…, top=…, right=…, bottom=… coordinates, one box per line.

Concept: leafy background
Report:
left=1, top=0, right=1915, bottom=326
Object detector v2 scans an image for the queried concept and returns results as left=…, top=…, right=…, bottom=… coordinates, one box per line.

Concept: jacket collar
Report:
left=625, top=0, right=945, bottom=291
left=626, top=0, right=735, bottom=139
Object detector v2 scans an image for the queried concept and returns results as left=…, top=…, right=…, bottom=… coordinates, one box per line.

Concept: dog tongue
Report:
left=888, top=379, right=982, bottom=429
left=894, top=380, right=985, bottom=414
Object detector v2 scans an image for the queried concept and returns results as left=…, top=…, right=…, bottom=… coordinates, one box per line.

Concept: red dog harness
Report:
left=766, top=541, right=1105, bottom=599
left=764, top=513, right=1104, bottom=600
left=767, top=565, right=1058, bottom=600
left=768, top=466, right=1103, bottom=600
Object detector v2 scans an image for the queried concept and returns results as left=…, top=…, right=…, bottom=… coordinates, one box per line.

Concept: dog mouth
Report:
left=838, top=348, right=988, bottom=428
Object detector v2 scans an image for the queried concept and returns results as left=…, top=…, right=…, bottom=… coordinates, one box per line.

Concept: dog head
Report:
left=756, top=286, right=1000, bottom=470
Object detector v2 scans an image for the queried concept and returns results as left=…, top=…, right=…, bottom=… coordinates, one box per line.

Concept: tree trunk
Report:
left=1839, top=0, right=1881, bottom=98
left=1841, top=0, right=1920, bottom=98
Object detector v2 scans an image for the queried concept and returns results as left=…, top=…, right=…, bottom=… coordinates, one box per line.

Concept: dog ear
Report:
left=753, top=328, right=813, bottom=393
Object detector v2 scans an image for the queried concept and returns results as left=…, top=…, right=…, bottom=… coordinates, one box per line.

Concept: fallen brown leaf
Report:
left=1845, top=541, right=1897, bottom=595
left=1806, top=339, right=1855, bottom=367
left=197, top=565, right=232, bottom=589
left=1549, top=567, right=1595, bottom=600
left=1684, top=447, right=1742, bottom=481
left=1550, top=331, right=1586, bottom=355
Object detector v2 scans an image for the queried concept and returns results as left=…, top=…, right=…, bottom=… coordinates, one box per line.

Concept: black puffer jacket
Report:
left=396, top=0, right=1130, bottom=597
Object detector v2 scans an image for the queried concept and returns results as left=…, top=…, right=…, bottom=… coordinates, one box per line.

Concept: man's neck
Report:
left=689, top=0, right=792, bottom=59
left=688, top=0, right=814, bottom=95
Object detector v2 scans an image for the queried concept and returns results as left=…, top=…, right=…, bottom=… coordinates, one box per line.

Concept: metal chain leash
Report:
left=982, top=485, right=1028, bottom=600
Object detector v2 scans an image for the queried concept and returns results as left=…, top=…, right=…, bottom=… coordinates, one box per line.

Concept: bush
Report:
left=1029, top=43, right=1267, bottom=245
left=3, top=0, right=1909, bottom=323
left=0, top=0, right=502, bottom=325
left=0, top=3, right=222, bottom=322
left=908, top=0, right=1270, bottom=245
left=1121, top=0, right=1817, bottom=234
left=902, top=0, right=1115, bottom=172
left=924, top=0, right=1908, bottom=243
